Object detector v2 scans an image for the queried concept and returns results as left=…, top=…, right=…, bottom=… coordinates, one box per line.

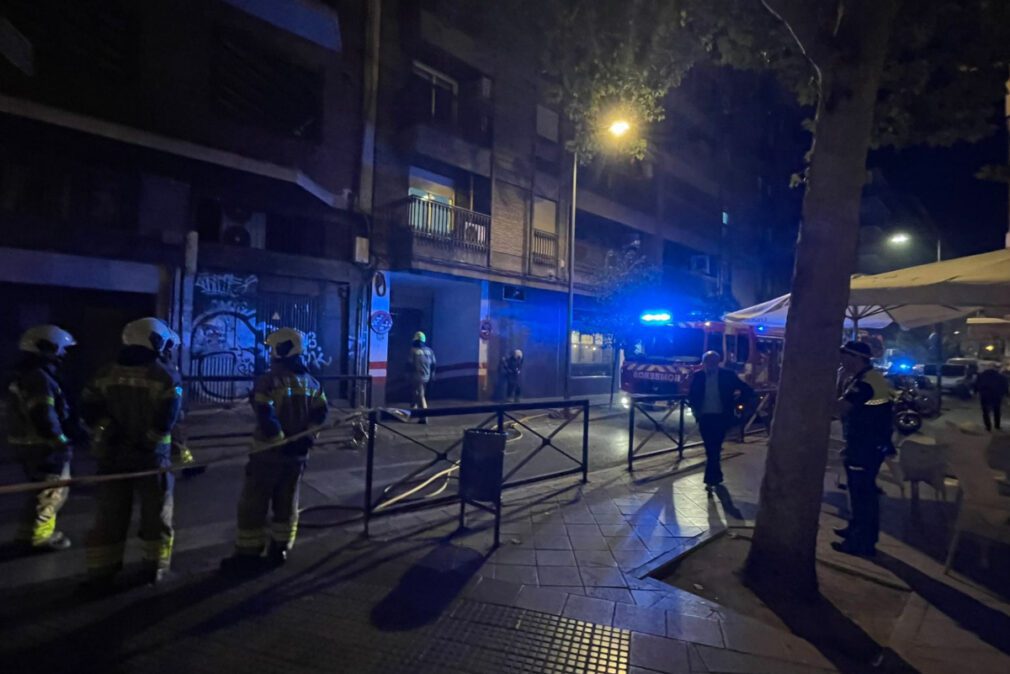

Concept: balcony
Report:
left=383, top=196, right=490, bottom=269
left=531, top=229, right=559, bottom=267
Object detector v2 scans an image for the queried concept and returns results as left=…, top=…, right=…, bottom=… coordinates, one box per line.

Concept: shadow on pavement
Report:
left=713, top=485, right=748, bottom=520
left=370, top=542, right=487, bottom=631
left=748, top=580, right=918, bottom=674
left=872, top=550, right=1010, bottom=655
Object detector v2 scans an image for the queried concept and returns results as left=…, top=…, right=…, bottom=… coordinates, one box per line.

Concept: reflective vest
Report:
left=6, top=363, right=71, bottom=447
left=251, top=364, right=328, bottom=456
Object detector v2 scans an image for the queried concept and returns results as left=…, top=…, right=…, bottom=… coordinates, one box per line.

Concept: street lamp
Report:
left=887, top=230, right=941, bottom=263
left=564, top=118, right=634, bottom=400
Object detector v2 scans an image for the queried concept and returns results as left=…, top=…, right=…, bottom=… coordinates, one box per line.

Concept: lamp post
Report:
left=563, top=119, right=631, bottom=400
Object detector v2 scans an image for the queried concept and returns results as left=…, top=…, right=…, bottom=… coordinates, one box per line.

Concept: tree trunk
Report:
left=745, top=0, right=900, bottom=598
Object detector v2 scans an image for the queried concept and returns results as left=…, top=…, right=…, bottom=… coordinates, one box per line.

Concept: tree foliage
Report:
left=541, top=0, right=1010, bottom=161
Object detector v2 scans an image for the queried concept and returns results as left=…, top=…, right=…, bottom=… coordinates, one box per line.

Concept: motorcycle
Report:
left=893, top=388, right=923, bottom=435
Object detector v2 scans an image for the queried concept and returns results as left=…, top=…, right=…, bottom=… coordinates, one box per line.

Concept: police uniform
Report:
left=839, top=365, right=893, bottom=553
left=232, top=358, right=327, bottom=562
left=6, top=354, right=74, bottom=548
left=81, top=337, right=183, bottom=582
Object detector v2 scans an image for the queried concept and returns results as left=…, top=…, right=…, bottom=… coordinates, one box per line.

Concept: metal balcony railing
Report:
left=399, top=196, right=490, bottom=253
left=531, top=229, right=558, bottom=265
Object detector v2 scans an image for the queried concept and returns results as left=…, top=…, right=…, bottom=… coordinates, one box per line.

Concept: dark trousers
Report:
left=981, top=396, right=1003, bottom=430
left=506, top=379, right=521, bottom=402
left=235, top=458, right=305, bottom=555
left=697, top=414, right=728, bottom=485
left=844, top=459, right=882, bottom=550
left=86, top=471, right=175, bottom=577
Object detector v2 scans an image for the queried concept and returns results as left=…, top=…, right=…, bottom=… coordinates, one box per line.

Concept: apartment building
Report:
left=0, top=0, right=370, bottom=399
left=364, top=0, right=803, bottom=405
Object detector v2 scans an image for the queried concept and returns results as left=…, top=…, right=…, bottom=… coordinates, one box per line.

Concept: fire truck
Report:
left=620, top=314, right=785, bottom=398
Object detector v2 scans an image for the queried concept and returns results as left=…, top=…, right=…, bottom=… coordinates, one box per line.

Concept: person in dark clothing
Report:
left=833, top=341, right=893, bottom=557
left=6, top=325, right=78, bottom=552
left=687, top=351, right=754, bottom=492
left=500, top=349, right=524, bottom=402
left=220, top=328, right=328, bottom=575
left=80, top=318, right=183, bottom=587
left=976, top=367, right=1008, bottom=431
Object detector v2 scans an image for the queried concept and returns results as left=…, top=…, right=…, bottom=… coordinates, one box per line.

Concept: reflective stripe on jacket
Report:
left=251, top=362, right=328, bottom=458
left=6, top=361, right=71, bottom=448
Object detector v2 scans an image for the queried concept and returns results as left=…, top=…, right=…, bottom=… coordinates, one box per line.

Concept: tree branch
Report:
left=760, top=0, right=835, bottom=69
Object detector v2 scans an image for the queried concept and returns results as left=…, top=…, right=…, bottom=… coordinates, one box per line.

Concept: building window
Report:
left=536, top=105, right=559, bottom=142
left=213, top=28, right=323, bottom=140
left=533, top=196, right=557, bottom=233
left=407, top=166, right=455, bottom=237
left=411, top=61, right=458, bottom=125
left=570, top=330, right=613, bottom=375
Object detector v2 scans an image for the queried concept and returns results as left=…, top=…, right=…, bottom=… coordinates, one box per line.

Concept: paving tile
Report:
left=614, top=603, right=669, bottom=637
left=607, top=535, right=648, bottom=551
left=532, top=533, right=572, bottom=550
left=631, top=590, right=666, bottom=608
left=641, top=536, right=681, bottom=554
left=593, top=512, right=630, bottom=524
left=537, top=565, right=581, bottom=586
left=666, top=612, right=724, bottom=648
left=562, top=594, right=616, bottom=625
left=613, top=549, right=656, bottom=571
left=630, top=632, right=690, bottom=673
left=694, top=644, right=834, bottom=674
left=564, top=523, right=603, bottom=536
left=490, top=564, right=539, bottom=585
left=568, top=533, right=610, bottom=550
left=512, top=585, right=568, bottom=615
left=599, top=523, right=635, bottom=536
left=561, top=509, right=598, bottom=524
left=586, top=587, right=636, bottom=604
left=574, top=549, right=619, bottom=567
left=580, top=566, right=629, bottom=589
left=686, top=644, right=711, bottom=672
left=466, top=577, right=521, bottom=606
left=535, top=549, right=576, bottom=566
left=487, top=547, right=537, bottom=566
left=719, top=616, right=792, bottom=660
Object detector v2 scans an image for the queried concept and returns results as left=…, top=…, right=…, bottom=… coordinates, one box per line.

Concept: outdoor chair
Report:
left=985, top=431, right=1010, bottom=496
left=897, top=432, right=949, bottom=503
left=938, top=422, right=1010, bottom=573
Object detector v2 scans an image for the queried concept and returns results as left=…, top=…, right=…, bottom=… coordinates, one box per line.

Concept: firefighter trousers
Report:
left=234, top=458, right=305, bottom=556
left=15, top=447, right=70, bottom=546
left=86, top=470, right=174, bottom=578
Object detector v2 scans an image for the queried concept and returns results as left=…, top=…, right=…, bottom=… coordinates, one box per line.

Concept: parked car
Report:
left=941, top=358, right=979, bottom=399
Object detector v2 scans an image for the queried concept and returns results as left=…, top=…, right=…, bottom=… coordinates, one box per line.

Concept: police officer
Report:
left=80, top=317, right=183, bottom=587
left=220, top=328, right=328, bottom=574
left=6, top=325, right=78, bottom=552
left=834, top=341, right=893, bottom=556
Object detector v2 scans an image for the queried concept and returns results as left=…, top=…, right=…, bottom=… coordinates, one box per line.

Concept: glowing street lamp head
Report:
left=888, top=232, right=911, bottom=246
left=608, top=119, right=631, bottom=137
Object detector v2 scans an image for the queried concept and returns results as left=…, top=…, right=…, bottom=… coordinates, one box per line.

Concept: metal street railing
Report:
left=363, top=399, right=590, bottom=534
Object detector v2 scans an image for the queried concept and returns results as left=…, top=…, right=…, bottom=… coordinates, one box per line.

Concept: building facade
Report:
left=0, top=0, right=371, bottom=401
left=363, top=0, right=803, bottom=405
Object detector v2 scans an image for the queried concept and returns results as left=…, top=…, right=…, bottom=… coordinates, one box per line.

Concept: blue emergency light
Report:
left=640, top=311, right=672, bottom=325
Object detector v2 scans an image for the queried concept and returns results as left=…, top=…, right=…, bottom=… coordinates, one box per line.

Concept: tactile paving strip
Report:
left=373, top=600, right=631, bottom=674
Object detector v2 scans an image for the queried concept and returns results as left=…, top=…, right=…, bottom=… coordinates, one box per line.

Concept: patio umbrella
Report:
left=723, top=292, right=970, bottom=330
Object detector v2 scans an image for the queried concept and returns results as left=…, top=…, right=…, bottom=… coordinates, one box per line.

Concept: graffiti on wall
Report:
left=190, top=272, right=332, bottom=402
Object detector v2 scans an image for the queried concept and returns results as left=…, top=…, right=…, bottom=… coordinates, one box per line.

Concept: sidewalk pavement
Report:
left=1, top=434, right=1007, bottom=674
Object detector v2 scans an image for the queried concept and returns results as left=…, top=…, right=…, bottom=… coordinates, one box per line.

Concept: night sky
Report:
left=869, top=125, right=1009, bottom=262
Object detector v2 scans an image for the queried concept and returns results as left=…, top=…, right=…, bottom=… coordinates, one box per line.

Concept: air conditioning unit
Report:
left=220, top=207, right=266, bottom=249
left=690, top=254, right=714, bottom=277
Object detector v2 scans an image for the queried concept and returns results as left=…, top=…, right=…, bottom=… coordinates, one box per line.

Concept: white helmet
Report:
left=19, top=325, right=77, bottom=358
left=264, top=327, right=304, bottom=360
left=122, top=317, right=175, bottom=353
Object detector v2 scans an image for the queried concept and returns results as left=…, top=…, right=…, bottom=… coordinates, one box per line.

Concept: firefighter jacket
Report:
left=251, top=358, right=328, bottom=461
left=6, top=355, right=74, bottom=470
left=81, top=346, right=183, bottom=470
left=841, top=366, right=893, bottom=467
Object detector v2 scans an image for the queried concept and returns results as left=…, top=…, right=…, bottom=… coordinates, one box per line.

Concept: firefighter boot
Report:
left=219, top=553, right=267, bottom=577
left=267, top=541, right=288, bottom=567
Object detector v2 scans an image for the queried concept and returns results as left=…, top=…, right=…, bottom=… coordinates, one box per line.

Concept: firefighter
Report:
left=220, top=328, right=328, bottom=574
left=833, top=341, right=893, bottom=556
left=80, top=317, right=183, bottom=588
left=159, top=326, right=200, bottom=476
left=6, top=325, right=78, bottom=552
left=408, top=331, right=436, bottom=423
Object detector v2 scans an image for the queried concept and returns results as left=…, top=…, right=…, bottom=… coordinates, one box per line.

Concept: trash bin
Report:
left=458, top=428, right=507, bottom=547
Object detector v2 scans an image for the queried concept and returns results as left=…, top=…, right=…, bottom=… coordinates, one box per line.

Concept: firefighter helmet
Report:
left=265, top=328, right=304, bottom=359
left=163, top=326, right=181, bottom=354
left=413, top=331, right=426, bottom=344
left=19, top=325, right=77, bottom=358
left=122, top=317, right=175, bottom=353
